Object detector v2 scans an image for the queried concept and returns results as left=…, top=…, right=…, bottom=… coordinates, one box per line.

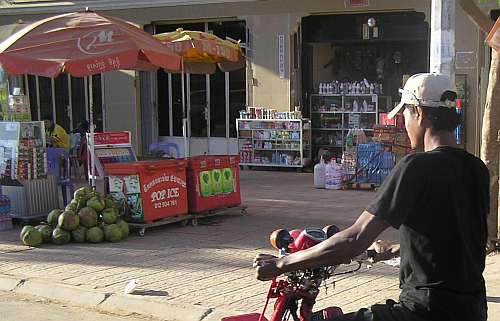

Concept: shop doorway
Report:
left=154, top=20, right=247, bottom=157
left=301, top=11, right=429, bottom=160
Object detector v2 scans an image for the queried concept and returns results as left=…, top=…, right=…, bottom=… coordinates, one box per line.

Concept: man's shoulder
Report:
left=395, top=152, right=429, bottom=171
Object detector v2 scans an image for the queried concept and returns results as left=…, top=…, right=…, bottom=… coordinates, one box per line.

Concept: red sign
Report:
left=142, top=170, right=188, bottom=219
left=93, top=131, right=131, bottom=146
left=345, top=0, right=370, bottom=7
left=105, top=160, right=188, bottom=222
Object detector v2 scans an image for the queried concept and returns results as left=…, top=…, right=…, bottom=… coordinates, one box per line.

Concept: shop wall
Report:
left=455, top=3, right=483, bottom=155
left=103, top=71, right=141, bottom=155
left=244, top=14, right=298, bottom=111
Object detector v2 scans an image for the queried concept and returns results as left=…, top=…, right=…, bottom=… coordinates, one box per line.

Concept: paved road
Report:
left=0, top=170, right=498, bottom=318
left=0, top=290, right=158, bottom=321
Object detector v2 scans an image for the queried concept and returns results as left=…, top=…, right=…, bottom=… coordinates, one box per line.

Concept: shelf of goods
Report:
left=237, top=118, right=306, bottom=168
left=0, top=121, right=59, bottom=220
left=310, top=94, right=378, bottom=158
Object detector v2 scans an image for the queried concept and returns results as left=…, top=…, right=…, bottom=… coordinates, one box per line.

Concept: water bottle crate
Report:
left=0, top=215, right=13, bottom=231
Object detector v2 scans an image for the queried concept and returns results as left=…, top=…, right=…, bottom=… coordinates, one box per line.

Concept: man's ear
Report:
left=415, top=106, right=425, bottom=126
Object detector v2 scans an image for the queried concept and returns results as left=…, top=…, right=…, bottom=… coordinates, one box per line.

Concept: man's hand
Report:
left=368, top=240, right=400, bottom=262
left=253, top=254, right=282, bottom=281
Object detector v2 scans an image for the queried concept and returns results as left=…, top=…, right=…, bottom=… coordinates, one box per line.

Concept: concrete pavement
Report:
left=0, top=170, right=498, bottom=320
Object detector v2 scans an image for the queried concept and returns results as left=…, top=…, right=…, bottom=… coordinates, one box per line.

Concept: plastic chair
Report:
left=47, top=148, right=75, bottom=206
left=69, top=133, right=84, bottom=179
left=149, top=142, right=180, bottom=159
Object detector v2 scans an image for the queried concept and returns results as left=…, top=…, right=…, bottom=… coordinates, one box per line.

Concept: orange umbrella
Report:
left=154, top=28, right=244, bottom=74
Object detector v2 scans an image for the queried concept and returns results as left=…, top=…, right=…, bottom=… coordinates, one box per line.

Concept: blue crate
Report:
left=0, top=195, right=10, bottom=215
left=356, top=143, right=394, bottom=185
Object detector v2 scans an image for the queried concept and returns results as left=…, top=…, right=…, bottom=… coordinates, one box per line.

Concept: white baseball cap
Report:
left=387, top=73, right=457, bottom=119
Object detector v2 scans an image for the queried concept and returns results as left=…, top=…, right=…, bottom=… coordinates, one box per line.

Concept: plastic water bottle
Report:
left=314, top=157, right=326, bottom=189
left=455, top=99, right=463, bottom=145
left=325, top=160, right=343, bottom=190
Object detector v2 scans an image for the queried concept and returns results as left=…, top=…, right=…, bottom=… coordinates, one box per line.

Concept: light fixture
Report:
left=367, top=17, right=376, bottom=28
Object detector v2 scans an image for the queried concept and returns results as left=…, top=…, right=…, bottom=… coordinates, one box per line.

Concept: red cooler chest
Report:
left=187, top=155, right=241, bottom=213
left=104, top=160, right=188, bottom=223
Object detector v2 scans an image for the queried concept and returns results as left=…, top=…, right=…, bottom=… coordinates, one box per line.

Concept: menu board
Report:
left=88, top=131, right=137, bottom=178
left=95, top=147, right=136, bottom=164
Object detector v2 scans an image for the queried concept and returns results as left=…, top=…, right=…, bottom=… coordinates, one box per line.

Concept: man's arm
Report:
left=255, top=211, right=390, bottom=280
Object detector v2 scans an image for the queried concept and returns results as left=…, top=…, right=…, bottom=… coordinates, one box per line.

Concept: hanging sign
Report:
left=278, top=34, right=285, bottom=79
left=345, top=0, right=370, bottom=7
left=93, top=131, right=131, bottom=146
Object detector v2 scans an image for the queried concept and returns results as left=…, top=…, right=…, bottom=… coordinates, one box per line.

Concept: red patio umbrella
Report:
left=0, top=11, right=181, bottom=76
left=0, top=10, right=182, bottom=185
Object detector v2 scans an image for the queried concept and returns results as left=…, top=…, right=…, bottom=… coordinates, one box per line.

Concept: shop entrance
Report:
left=301, top=11, right=429, bottom=160
left=154, top=20, right=247, bottom=157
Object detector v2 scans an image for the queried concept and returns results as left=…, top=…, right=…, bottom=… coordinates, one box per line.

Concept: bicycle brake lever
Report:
left=365, top=250, right=376, bottom=268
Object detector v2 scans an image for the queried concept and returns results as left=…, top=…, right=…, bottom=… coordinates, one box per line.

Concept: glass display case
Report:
left=0, top=121, right=47, bottom=181
left=0, top=121, right=59, bottom=221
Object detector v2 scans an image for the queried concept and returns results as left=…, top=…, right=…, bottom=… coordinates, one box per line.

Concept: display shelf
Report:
left=254, top=148, right=301, bottom=151
left=237, top=118, right=305, bottom=168
left=310, top=94, right=378, bottom=158
left=312, top=128, right=343, bottom=131
left=250, top=129, right=299, bottom=132
left=252, top=138, right=301, bottom=141
left=312, top=111, right=377, bottom=114
left=241, top=163, right=302, bottom=168
left=0, top=121, right=48, bottom=181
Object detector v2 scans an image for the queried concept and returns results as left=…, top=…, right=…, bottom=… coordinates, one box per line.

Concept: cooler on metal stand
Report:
left=104, top=160, right=188, bottom=223
left=187, top=155, right=241, bottom=213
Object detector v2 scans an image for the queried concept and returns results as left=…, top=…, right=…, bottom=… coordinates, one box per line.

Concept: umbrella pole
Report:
left=88, top=75, right=96, bottom=187
left=181, top=58, right=188, bottom=158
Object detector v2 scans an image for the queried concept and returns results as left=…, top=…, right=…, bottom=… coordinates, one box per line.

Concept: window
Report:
left=23, top=75, right=102, bottom=134
left=27, top=76, right=38, bottom=120
left=38, top=76, right=52, bottom=120
left=171, top=73, right=183, bottom=136
left=208, top=21, right=247, bottom=138
left=91, top=75, right=103, bottom=132
left=210, top=71, right=226, bottom=137
left=189, top=74, right=207, bottom=137
left=157, top=70, right=170, bottom=136
left=229, top=69, right=246, bottom=137
left=54, top=74, right=70, bottom=131
left=71, top=76, right=87, bottom=131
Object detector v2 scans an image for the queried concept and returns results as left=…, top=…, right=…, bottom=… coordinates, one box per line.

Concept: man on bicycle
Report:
left=254, top=73, right=489, bottom=321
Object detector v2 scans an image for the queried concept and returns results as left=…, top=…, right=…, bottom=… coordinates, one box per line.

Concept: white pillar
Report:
left=430, top=0, right=456, bottom=80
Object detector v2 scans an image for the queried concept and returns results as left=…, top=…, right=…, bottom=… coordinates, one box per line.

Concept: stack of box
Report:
left=0, top=194, right=12, bottom=231
left=372, top=125, right=397, bottom=144
left=393, top=129, right=411, bottom=162
left=342, top=147, right=357, bottom=183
